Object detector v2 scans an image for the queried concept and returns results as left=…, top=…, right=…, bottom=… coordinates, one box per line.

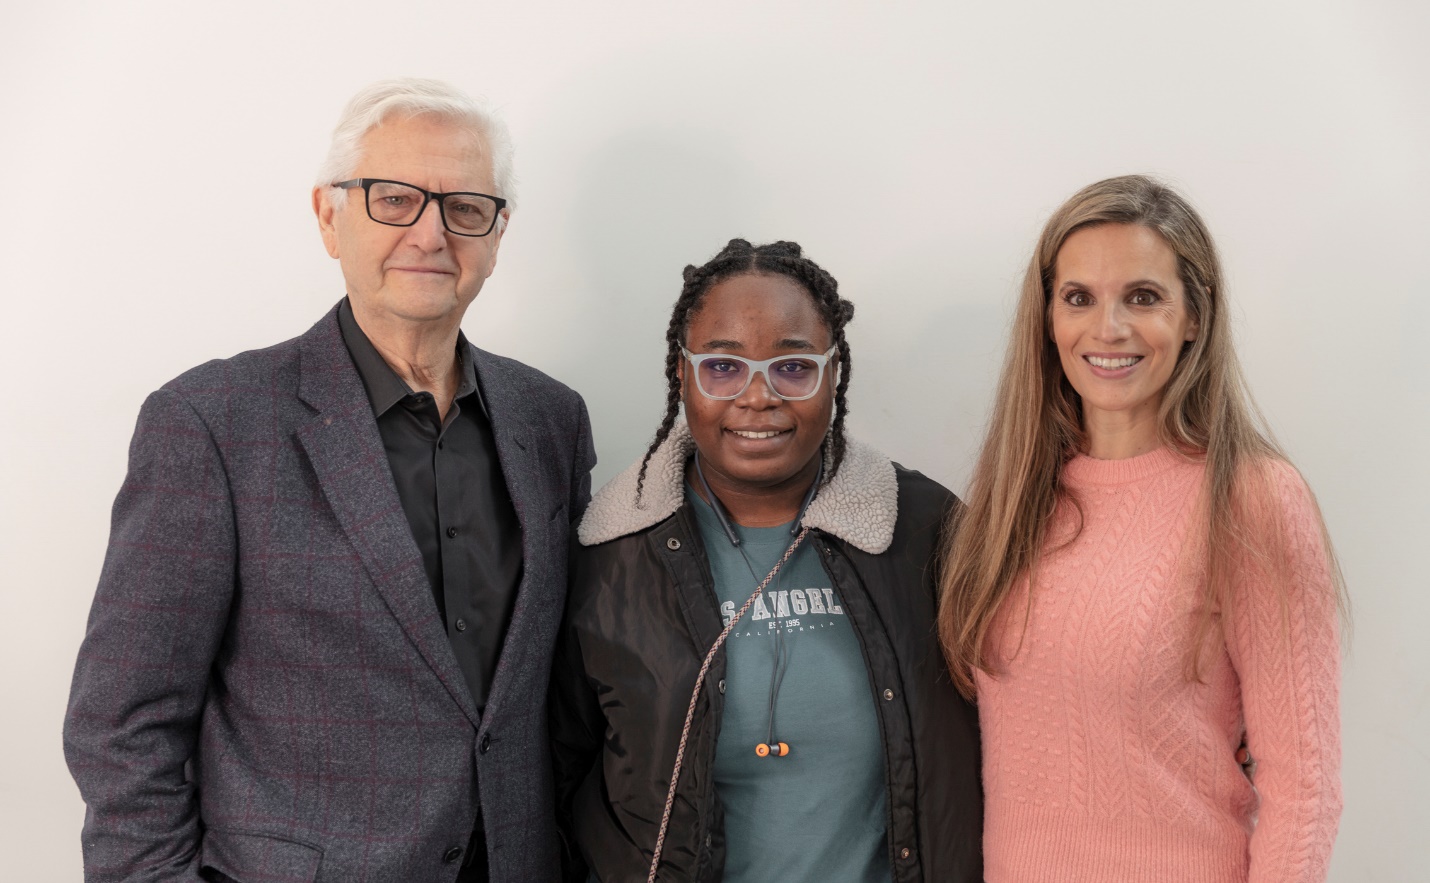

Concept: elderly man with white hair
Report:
left=64, top=79, right=595, bottom=883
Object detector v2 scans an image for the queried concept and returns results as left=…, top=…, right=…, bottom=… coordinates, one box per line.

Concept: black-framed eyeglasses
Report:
left=333, top=178, right=507, bottom=237
left=681, top=346, right=837, bottom=401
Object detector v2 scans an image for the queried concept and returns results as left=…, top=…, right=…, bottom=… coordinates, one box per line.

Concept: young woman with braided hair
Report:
left=634, top=240, right=856, bottom=498
left=551, top=239, right=982, bottom=882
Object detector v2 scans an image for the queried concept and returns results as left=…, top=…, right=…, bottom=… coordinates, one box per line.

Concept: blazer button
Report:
left=718, top=679, right=726, bottom=694
left=900, top=847, right=912, bottom=860
left=479, top=733, right=492, bottom=754
left=666, top=537, right=681, bottom=550
left=443, top=846, right=464, bottom=863
left=883, top=688, right=895, bottom=701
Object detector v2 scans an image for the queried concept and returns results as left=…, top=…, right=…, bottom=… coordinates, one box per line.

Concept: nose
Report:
left=1093, top=299, right=1130, bottom=342
left=734, top=368, right=782, bottom=409
left=403, top=197, right=449, bottom=251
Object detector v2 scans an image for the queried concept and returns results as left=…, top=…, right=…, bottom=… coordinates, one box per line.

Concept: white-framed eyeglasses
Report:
left=681, top=346, right=837, bottom=401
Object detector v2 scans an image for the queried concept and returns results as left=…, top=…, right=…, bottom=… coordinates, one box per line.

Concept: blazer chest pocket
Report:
left=200, top=828, right=323, bottom=882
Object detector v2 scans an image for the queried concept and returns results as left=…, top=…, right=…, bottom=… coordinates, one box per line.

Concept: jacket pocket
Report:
left=200, top=828, right=323, bottom=882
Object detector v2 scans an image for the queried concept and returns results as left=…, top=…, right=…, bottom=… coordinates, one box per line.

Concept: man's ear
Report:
left=313, top=186, right=340, bottom=259
left=479, top=209, right=510, bottom=279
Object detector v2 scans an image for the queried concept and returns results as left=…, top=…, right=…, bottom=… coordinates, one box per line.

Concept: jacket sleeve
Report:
left=1224, top=463, right=1342, bottom=883
left=63, top=389, right=237, bottom=882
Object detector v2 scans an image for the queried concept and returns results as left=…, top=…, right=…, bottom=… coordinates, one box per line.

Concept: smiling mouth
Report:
left=1085, top=355, right=1143, bottom=369
left=727, top=429, right=790, bottom=439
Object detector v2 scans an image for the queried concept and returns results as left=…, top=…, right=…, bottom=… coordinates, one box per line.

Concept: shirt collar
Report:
left=337, top=297, right=483, bottom=418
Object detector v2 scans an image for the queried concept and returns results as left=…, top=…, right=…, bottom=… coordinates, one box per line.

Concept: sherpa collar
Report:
left=578, top=420, right=899, bottom=554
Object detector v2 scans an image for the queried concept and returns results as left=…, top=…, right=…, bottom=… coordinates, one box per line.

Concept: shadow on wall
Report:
left=565, top=129, right=772, bottom=488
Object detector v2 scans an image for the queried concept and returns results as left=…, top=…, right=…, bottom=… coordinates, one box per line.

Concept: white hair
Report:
left=316, top=78, right=517, bottom=222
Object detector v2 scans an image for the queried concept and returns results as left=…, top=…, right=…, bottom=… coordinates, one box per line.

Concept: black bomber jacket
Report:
left=550, top=422, right=983, bottom=882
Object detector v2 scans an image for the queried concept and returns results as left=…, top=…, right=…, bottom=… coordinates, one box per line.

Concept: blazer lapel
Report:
left=468, top=346, right=547, bottom=720
left=295, top=308, right=481, bottom=727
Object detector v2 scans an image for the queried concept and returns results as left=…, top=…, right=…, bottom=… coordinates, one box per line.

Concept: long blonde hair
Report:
left=937, top=174, right=1345, bottom=698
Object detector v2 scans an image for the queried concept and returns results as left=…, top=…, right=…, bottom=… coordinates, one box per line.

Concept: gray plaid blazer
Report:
left=64, top=304, right=596, bottom=882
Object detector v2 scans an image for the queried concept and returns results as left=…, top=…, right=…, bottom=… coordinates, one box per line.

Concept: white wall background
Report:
left=1, top=1, right=1425, bottom=879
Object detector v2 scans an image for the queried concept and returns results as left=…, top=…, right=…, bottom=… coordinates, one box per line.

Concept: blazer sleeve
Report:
left=549, top=612, right=603, bottom=881
left=64, top=388, right=237, bottom=882
left=550, top=533, right=612, bottom=883
left=1224, top=463, right=1343, bottom=883
left=569, top=394, right=596, bottom=522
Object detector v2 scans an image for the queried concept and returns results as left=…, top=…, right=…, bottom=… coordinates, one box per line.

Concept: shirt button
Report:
left=446, top=527, right=458, bottom=538
left=883, top=688, right=895, bottom=701
left=443, top=846, right=463, bottom=863
left=900, top=847, right=912, bottom=860
left=718, top=679, right=726, bottom=694
left=666, top=537, right=681, bottom=550
left=455, top=619, right=467, bottom=632
left=479, top=733, right=492, bottom=754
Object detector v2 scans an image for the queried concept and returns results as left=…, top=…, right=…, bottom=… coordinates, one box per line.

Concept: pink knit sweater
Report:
left=976, top=447, right=1341, bottom=882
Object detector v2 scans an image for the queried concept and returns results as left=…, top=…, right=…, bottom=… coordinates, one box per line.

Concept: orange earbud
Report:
left=755, top=742, right=790, bottom=758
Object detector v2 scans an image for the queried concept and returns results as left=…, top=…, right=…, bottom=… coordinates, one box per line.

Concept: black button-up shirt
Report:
left=338, top=300, right=523, bottom=711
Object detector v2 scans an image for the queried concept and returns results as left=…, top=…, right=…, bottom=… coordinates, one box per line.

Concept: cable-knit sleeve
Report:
left=1224, top=462, right=1342, bottom=883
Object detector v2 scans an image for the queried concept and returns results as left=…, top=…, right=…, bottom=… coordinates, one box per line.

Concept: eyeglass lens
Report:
left=697, top=356, right=823, bottom=399
left=366, top=181, right=499, bottom=235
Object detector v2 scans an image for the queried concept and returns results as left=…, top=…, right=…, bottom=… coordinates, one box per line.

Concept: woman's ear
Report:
left=1186, top=287, right=1207, bottom=342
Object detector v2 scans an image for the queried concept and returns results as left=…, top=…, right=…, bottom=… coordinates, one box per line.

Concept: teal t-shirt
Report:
left=690, top=488, right=892, bottom=883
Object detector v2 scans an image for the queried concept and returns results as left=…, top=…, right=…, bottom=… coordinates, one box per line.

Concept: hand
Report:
left=1235, top=742, right=1257, bottom=781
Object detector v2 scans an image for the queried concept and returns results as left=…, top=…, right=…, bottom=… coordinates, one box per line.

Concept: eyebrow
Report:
left=1057, top=279, right=1171, bottom=292
left=695, top=337, right=821, bottom=352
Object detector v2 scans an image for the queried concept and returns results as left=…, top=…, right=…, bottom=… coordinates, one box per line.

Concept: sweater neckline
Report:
left=1062, top=446, right=1194, bottom=486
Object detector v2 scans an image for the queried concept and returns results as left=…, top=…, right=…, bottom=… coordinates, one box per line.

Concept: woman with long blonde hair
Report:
left=939, top=175, right=1344, bottom=882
